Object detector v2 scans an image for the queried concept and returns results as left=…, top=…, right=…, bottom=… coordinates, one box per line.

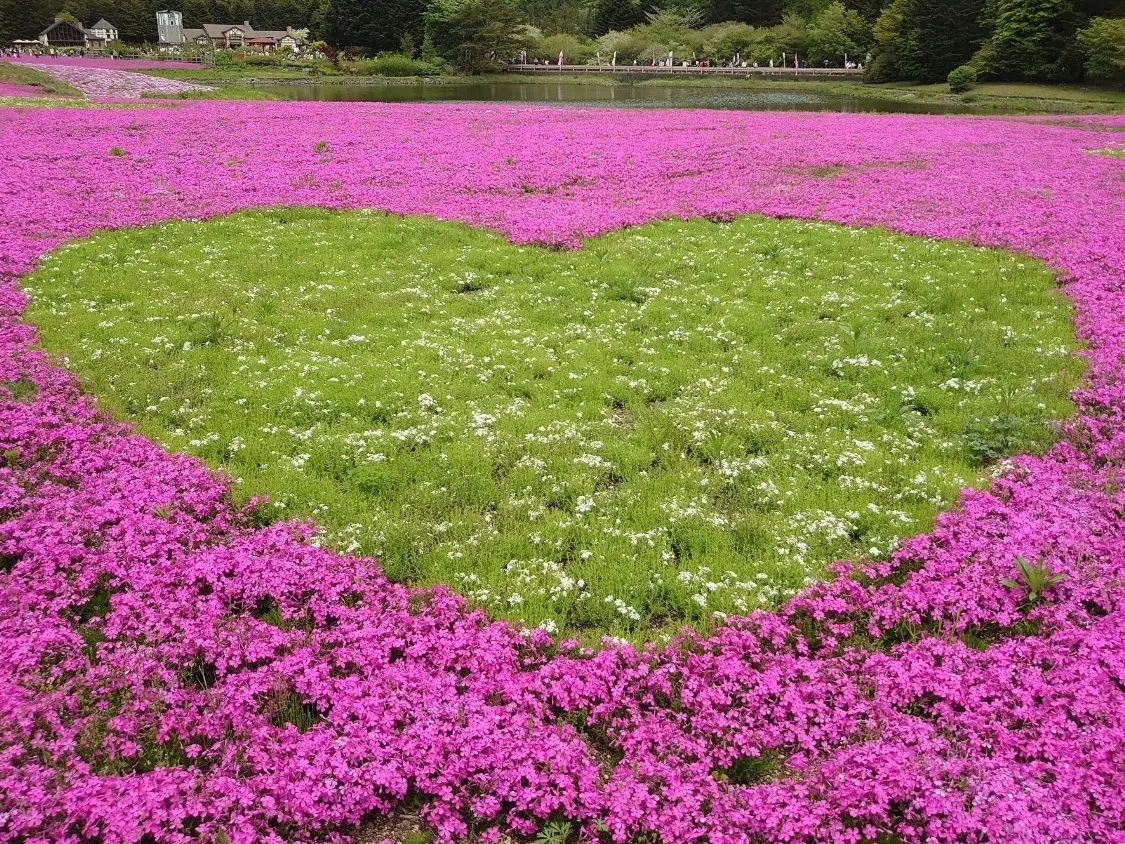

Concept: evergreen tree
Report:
left=0, top=0, right=68, bottom=42
left=1077, top=0, right=1125, bottom=16
left=870, top=0, right=985, bottom=81
left=706, top=0, right=788, bottom=26
left=115, top=0, right=157, bottom=43
left=842, top=0, right=892, bottom=21
left=326, top=0, right=427, bottom=52
left=973, top=0, right=1084, bottom=80
left=519, top=0, right=586, bottom=34
left=805, top=0, right=870, bottom=64
left=592, top=0, right=647, bottom=37
left=426, top=0, right=528, bottom=71
left=1077, top=16, right=1125, bottom=86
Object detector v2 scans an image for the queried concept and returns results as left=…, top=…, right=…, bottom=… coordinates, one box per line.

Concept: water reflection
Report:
left=255, top=81, right=976, bottom=114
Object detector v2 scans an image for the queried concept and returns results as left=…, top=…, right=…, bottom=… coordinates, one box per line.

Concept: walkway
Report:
left=507, top=63, right=864, bottom=79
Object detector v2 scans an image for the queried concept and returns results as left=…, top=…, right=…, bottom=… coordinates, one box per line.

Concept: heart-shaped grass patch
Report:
left=25, top=209, right=1082, bottom=638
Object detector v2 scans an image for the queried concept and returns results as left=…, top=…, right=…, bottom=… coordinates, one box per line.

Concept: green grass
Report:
left=0, top=61, right=82, bottom=97
left=904, top=80, right=1125, bottom=103
left=140, top=84, right=279, bottom=101
left=143, top=65, right=450, bottom=85
left=0, top=97, right=149, bottom=110
left=143, top=64, right=334, bottom=82
left=491, top=73, right=1125, bottom=114
left=24, top=210, right=1083, bottom=640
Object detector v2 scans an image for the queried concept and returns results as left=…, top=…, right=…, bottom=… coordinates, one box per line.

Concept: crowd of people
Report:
left=518, top=51, right=863, bottom=70
left=2, top=45, right=104, bottom=59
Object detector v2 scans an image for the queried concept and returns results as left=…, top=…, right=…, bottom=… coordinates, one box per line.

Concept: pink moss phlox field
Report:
left=2, top=101, right=1125, bottom=842
left=0, top=82, right=46, bottom=98
left=9, top=56, right=203, bottom=71
left=3, top=61, right=208, bottom=99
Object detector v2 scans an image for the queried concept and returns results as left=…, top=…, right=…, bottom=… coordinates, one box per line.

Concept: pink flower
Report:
left=1, top=95, right=1124, bottom=842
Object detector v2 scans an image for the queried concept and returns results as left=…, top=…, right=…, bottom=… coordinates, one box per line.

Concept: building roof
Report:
left=39, top=20, right=84, bottom=37
left=200, top=23, right=247, bottom=39
left=171, top=22, right=304, bottom=44
left=90, top=19, right=115, bottom=30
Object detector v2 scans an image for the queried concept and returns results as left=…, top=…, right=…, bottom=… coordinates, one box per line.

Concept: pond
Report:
left=255, top=80, right=979, bottom=114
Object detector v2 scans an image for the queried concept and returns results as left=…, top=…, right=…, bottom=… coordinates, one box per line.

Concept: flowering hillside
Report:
left=2, top=101, right=1125, bottom=842
left=6, top=60, right=209, bottom=98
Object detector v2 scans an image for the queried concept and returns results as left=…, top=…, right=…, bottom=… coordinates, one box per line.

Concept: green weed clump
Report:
left=25, top=210, right=1083, bottom=640
left=365, top=55, right=442, bottom=77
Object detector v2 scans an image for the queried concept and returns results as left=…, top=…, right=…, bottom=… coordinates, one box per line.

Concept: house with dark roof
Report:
left=38, top=19, right=86, bottom=48
left=38, top=17, right=119, bottom=49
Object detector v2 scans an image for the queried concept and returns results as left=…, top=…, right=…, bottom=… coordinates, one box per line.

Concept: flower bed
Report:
left=5, top=61, right=208, bottom=99
left=2, top=101, right=1125, bottom=842
left=9, top=56, right=203, bottom=71
left=0, top=82, right=43, bottom=97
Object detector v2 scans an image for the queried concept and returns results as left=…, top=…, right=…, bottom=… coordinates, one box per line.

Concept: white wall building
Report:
left=86, top=19, right=119, bottom=42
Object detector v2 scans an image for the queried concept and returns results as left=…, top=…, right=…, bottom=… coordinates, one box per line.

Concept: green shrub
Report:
left=700, top=22, right=758, bottom=63
left=367, top=54, right=441, bottom=77
left=962, top=413, right=1047, bottom=465
left=532, top=33, right=596, bottom=64
left=212, top=50, right=245, bottom=68
left=1077, top=17, right=1125, bottom=89
left=399, top=31, right=416, bottom=58
left=863, top=51, right=897, bottom=83
left=947, top=64, right=978, bottom=92
left=242, top=52, right=288, bottom=67
left=420, top=33, right=440, bottom=64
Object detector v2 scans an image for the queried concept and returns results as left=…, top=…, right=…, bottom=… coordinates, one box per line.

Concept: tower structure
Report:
left=156, top=10, right=184, bottom=45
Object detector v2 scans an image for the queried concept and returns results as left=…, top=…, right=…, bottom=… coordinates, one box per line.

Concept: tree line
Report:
left=2, top=0, right=1123, bottom=87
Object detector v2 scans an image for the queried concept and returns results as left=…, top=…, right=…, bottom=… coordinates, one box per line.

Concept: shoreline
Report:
left=136, top=66, right=1125, bottom=114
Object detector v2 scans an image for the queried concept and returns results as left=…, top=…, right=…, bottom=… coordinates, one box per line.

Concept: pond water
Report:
left=256, top=80, right=979, bottom=114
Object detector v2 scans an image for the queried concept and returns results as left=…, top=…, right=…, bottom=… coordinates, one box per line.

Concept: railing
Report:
left=506, top=63, right=863, bottom=78
left=91, top=51, right=206, bottom=64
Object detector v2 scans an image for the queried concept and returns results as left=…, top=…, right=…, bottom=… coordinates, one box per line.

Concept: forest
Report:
left=1, top=0, right=1124, bottom=85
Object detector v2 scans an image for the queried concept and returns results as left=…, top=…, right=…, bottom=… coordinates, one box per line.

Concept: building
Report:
left=156, top=10, right=184, bottom=45
left=38, top=19, right=86, bottom=48
left=86, top=19, right=119, bottom=43
left=156, top=10, right=304, bottom=51
left=38, top=17, right=118, bottom=49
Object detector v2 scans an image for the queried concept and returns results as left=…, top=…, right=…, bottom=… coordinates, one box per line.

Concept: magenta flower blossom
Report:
left=8, top=56, right=203, bottom=71
left=6, top=61, right=208, bottom=99
left=1, top=99, right=1125, bottom=842
left=0, top=82, right=46, bottom=98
